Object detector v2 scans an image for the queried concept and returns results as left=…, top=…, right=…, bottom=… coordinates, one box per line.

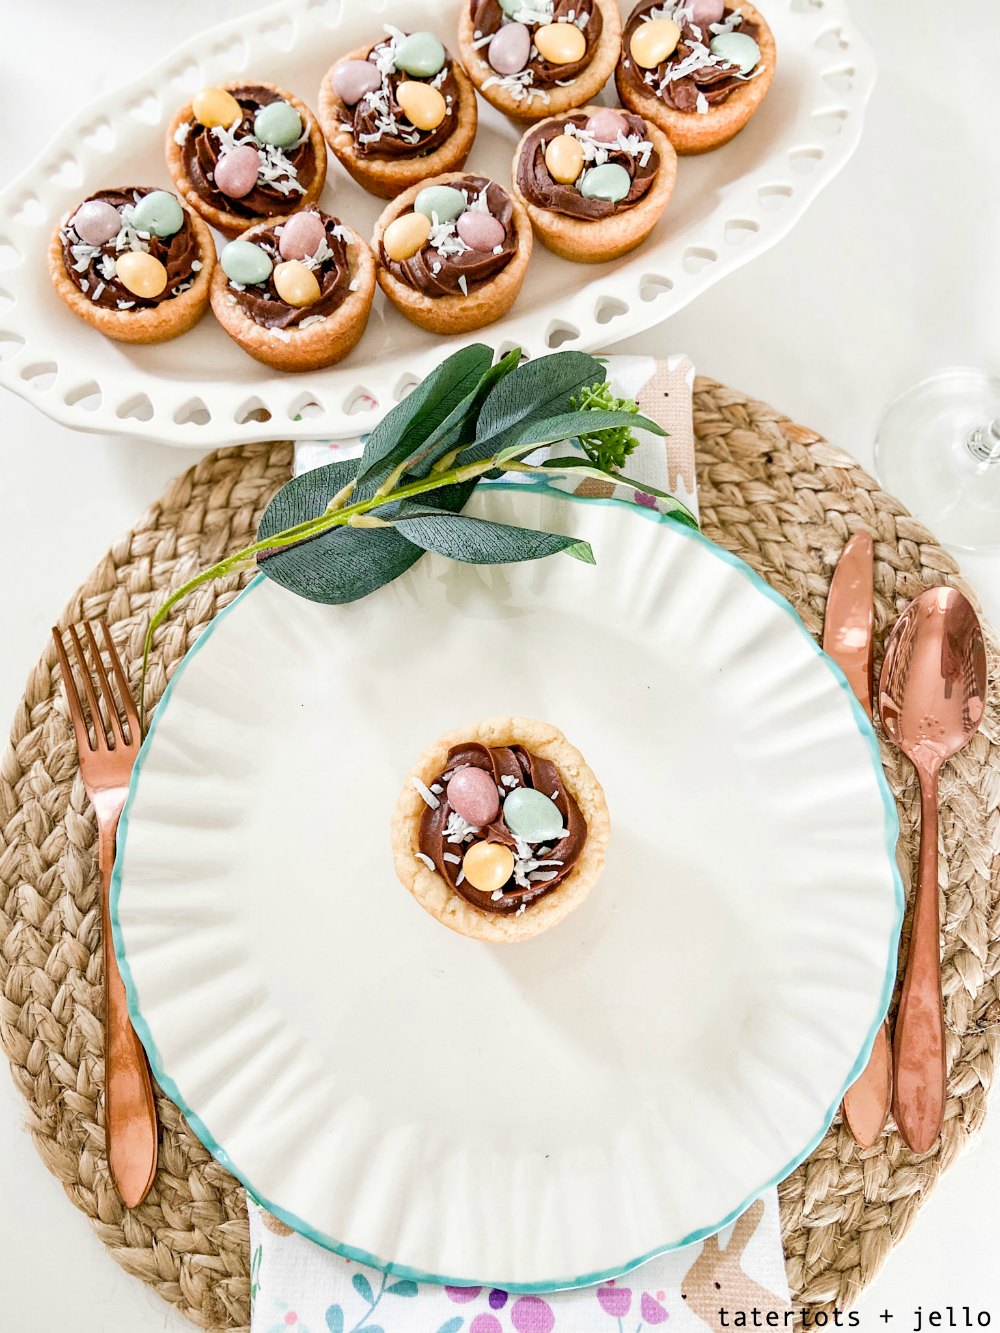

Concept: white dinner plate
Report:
left=0, top=0, right=874, bottom=446
left=112, top=485, right=902, bottom=1288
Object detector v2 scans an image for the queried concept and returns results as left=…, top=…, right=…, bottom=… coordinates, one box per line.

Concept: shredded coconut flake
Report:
left=415, top=851, right=435, bottom=870
left=412, top=776, right=440, bottom=809
left=173, top=120, right=190, bottom=145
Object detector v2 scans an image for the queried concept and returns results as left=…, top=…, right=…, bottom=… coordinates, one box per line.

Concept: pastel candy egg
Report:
left=456, top=210, right=504, bottom=251
left=414, top=184, right=466, bottom=223
left=629, top=17, right=681, bottom=68
left=115, top=250, right=167, bottom=299
left=131, top=190, right=184, bottom=238
left=709, top=31, right=761, bottom=74
left=214, top=145, right=261, bottom=199
left=462, top=841, right=515, bottom=894
left=396, top=81, right=447, bottom=131
left=220, top=239, right=273, bottom=285
left=273, top=259, right=321, bottom=307
left=534, top=21, right=587, bottom=65
left=192, top=86, right=242, bottom=129
left=254, top=99, right=303, bottom=148
left=488, top=22, right=531, bottom=75
left=72, top=200, right=121, bottom=246
left=393, top=31, right=447, bottom=78
left=278, top=211, right=327, bottom=260
left=544, top=133, right=585, bottom=184
left=498, top=0, right=523, bottom=12
left=503, top=788, right=564, bottom=843
left=579, top=161, right=631, bottom=203
left=585, top=108, right=629, bottom=142
left=446, top=767, right=500, bottom=825
left=383, top=210, right=432, bottom=261
left=690, top=0, right=725, bottom=24
left=333, top=59, right=382, bottom=106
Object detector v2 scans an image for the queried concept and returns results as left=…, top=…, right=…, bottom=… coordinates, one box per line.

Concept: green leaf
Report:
left=487, top=409, right=664, bottom=468
left=325, top=1306, right=344, bottom=1333
left=391, top=504, right=595, bottom=566
left=386, top=1280, right=419, bottom=1297
left=539, top=458, right=700, bottom=530
left=352, top=1273, right=374, bottom=1303
left=473, top=351, right=607, bottom=454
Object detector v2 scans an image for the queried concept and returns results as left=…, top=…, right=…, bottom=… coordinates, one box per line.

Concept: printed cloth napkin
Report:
left=253, top=355, right=790, bottom=1333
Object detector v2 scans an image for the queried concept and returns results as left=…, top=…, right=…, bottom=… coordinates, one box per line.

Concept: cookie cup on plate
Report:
left=392, top=717, right=611, bottom=943
left=318, top=46, right=478, bottom=200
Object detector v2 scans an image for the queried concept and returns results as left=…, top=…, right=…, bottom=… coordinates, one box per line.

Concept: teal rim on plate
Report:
left=111, top=482, right=905, bottom=1291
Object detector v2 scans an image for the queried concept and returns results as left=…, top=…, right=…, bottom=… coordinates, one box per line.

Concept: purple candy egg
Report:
left=279, top=210, right=326, bottom=260
left=690, top=0, right=725, bottom=24
left=72, top=199, right=121, bottom=246
left=333, top=59, right=383, bottom=106
left=214, top=145, right=261, bottom=199
left=488, top=22, right=531, bottom=76
left=446, top=767, right=500, bottom=826
left=586, top=108, right=629, bottom=142
left=456, top=210, right=505, bottom=253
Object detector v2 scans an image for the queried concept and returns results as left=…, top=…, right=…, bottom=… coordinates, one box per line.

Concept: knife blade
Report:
left=823, top=530, right=892, bottom=1148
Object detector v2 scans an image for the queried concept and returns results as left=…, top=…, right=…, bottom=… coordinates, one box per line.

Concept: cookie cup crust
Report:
left=372, top=173, right=532, bottom=334
left=616, top=0, right=775, bottom=154
left=47, top=210, right=216, bottom=344
left=511, top=109, right=677, bottom=262
left=318, top=48, right=478, bottom=200
left=392, top=716, right=611, bottom=943
left=458, top=0, right=622, bottom=122
left=209, top=219, right=375, bottom=371
left=165, top=83, right=328, bottom=238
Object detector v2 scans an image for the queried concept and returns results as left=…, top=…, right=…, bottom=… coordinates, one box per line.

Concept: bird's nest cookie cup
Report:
left=392, top=716, right=611, bottom=944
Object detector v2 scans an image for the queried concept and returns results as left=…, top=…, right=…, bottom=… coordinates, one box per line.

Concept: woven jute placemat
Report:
left=1, top=377, right=998, bottom=1330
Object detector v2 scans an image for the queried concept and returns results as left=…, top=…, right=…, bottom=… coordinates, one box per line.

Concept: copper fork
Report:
left=52, top=619, right=158, bottom=1207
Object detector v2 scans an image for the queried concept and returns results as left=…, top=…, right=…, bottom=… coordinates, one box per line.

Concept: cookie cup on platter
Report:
left=616, top=0, right=775, bottom=155
left=511, top=108, right=678, bottom=263
left=458, top=0, right=622, bottom=122
left=318, top=46, right=478, bottom=199
left=166, top=83, right=327, bottom=236
left=392, top=717, right=611, bottom=943
left=372, top=174, right=532, bottom=334
left=47, top=211, right=215, bottom=345
left=210, top=219, right=375, bottom=371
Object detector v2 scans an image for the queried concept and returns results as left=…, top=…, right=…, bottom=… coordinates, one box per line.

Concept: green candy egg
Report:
left=503, top=788, right=564, bottom=843
left=253, top=99, right=303, bottom=147
left=498, top=0, right=523, bottom=13
left=220, top=239, right=273, bottom=285
left=709, top=31, right=760, bottom=74
left=131, top=190, right=184, bottom=238
left=393, top=31, right=447, bottom=78
left=579, top=162, right=631, bottom=203
left=413, top=185, right=466, bottom=223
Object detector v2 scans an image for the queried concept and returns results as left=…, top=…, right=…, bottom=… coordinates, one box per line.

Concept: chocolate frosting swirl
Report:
left=516, top=112, right=659, bottom=219
left=620, top=3, right=760, bottom=113
left=179, top=84, right=317, bottom=218
left=419, top=742, right=587, bottom=915
left=380, top=175, right=516, bottom=298
left=340, top=35, right=460, bottom=159
left=60, top=188, right=201, bottom=310
left=470, top=0, right=602, bottom=91
left=227, top=213, right=353, bottom=330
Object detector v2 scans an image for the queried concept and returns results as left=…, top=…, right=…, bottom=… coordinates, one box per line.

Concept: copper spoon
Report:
left=879, top=587, right=987, bottom=1153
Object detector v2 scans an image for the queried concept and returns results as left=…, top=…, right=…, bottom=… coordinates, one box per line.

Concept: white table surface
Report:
left=1, top=1, right=998, bottom=1326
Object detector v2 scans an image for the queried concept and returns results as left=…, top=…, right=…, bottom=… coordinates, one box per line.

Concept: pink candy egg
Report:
left=689, top=0, right=725, bottom=25
left=446, top=767, right=500, bottom=826
left=585, top=108, right=629, bottom=142
left=73, top=200, right=121, bottom=246
left=488, top=22, right=531, bottom=76
left=333, top=59, right=383, bottom=106
left=278, top=211, right=326, bottom=260
left=214, top=145, right=261, bottom=199
left=456, top=210, right=505, bottom=252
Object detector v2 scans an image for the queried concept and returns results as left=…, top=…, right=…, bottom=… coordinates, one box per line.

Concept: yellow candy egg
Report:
left=115, top=250, right=167, bottom=299
left=192, top=86, right=243, bottom=129
left=462, top=841, right=516, bottom=894
left=396, top=80, right=448, bottom=132
left=629, top=18, right=682, bottom=69
left=382, top=211, right=432, bottom=262
left=534, top=21, right=587, bottom=65
left=544, top=133, right=585, bottom=184
left=273, top=260, right=322, bottom=308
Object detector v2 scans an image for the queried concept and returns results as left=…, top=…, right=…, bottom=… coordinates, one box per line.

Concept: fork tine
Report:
left=52, top=627, right=96, bottom=755
left=67, top=624, right=110, bottom=751
left=99, top=619, right=140, bottom=741
left=84, top=621, right=125, bottom=748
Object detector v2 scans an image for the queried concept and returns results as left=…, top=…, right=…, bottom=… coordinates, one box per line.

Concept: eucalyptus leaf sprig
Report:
left=139, top=346, right=697, bottom=728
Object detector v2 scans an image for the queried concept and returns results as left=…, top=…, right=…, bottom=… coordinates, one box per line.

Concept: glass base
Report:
left=874, top=367, right=1000, bottom=553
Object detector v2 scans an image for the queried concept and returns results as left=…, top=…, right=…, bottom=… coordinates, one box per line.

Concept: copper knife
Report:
left=823, top=531, right=892, bottom=1148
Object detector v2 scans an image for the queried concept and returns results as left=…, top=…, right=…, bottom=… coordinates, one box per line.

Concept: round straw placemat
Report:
left=1, top=378, right=998, bottom=1330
